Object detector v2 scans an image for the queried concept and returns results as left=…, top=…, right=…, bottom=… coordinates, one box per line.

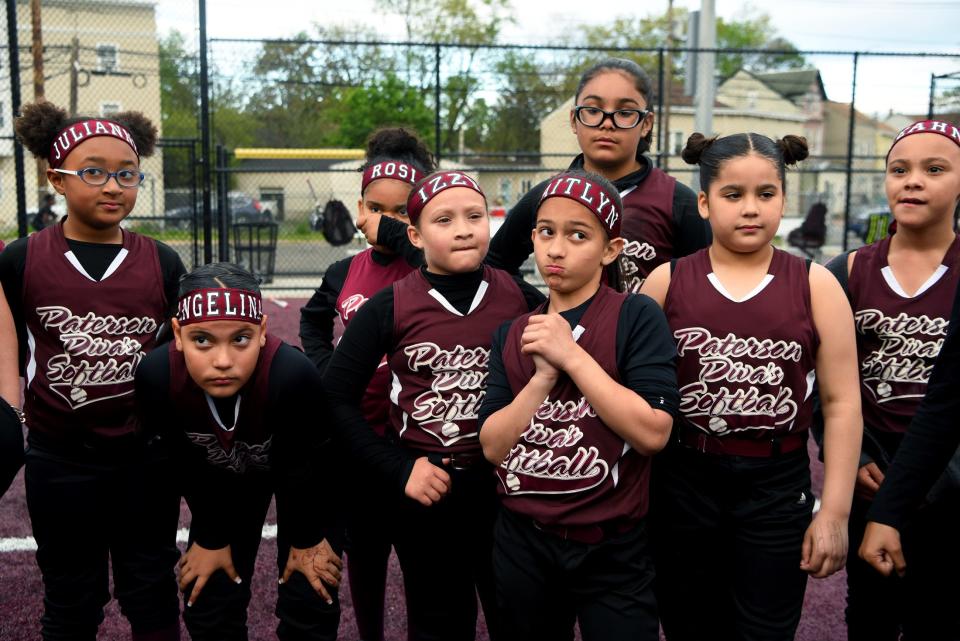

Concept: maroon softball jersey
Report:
left=22, top=223, right=166, bottom=439
left=497, top=284, right=654, bottom=527
left=167, top=334, right=281, bottom=473
left=618, top=167, right=677, bottom=293
left=848, top=234, right=960, bottom=434
left=664, top=248, right=819, bottom=441
left=388, top=265, right=528, bottom=454
left=336, top=248, right=416, bottom=432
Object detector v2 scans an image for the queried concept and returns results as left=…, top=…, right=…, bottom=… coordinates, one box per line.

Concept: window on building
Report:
left=96, top=44, right=119, bottom=73
left=747, top=91, right=758, bottom=110
left=100, top=102, right=122, bottom=118
left=672, top=131, right=684, bottom=155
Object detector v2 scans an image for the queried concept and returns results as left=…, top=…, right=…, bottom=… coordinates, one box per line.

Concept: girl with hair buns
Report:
left=361, top=57, right=711, bottom=294
left=300, top=127, right=435, bottom=641
left=641, top=132, right=862, bottom=640
left=137, top=262, right=343, bottom=641
left=0, top=101, right=186, bottom=640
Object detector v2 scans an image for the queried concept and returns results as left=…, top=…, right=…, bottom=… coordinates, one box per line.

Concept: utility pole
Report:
left=691, top=0, right=716, bottom=190
left=69, top=36, right=79, bottom=116
left=30, top=0, right=45, bottom=204
left=661, top=0, right=674, bottom=171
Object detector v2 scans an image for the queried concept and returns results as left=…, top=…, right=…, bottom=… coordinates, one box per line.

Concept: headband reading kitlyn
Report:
left=177, top=288, right=263, bottom=326
left=538, top=173, right=622, bottom=238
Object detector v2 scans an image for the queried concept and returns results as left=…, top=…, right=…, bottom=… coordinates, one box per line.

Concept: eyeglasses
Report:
left=573, top=106, right=648, bottom=129
left=53, top=167, right=145, bottom=189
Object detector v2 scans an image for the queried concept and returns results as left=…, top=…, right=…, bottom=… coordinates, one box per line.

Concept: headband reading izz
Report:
left=406, top=171, right=486, bottom=223
left=176, top=288, right=263, bottom=326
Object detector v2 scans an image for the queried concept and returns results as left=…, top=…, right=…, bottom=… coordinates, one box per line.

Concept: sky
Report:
left=155, top=0, right=960, bottom=117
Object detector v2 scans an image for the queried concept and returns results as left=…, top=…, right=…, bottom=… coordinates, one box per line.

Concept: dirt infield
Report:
left=0, top=297, right=848, bottom=640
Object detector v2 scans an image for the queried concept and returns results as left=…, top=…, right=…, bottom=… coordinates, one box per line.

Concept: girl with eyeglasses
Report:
left=0, top=101, right=185, bottom=641
left=360, top=58, right=711, bottom=294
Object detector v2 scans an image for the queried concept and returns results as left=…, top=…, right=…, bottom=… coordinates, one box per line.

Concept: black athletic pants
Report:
left=492, top=507, right=658, bottom=641
left=24, top=433, right=181, bottom=641
left=846, top=492, right=960, bottom=641
left=345, top=475, right=395, bottom=641
left=181, top=477, right=340, bottom=641
left=652, top=442, right=813, bottom=641
left=391, top=463, right=502, bottom=641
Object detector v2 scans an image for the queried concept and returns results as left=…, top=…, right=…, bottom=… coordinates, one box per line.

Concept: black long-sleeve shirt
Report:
left=136, top=342, right=342, bottom=550
left=868, top=276, right=960, bottom=530
left=478, top=292, right=680, bottom=428
left=322, top=267, right=544, bottom=496
left=0, top=234, right=185, bottom=369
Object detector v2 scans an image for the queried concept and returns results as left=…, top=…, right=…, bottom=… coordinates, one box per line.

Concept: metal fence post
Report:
left=842, top=51, right=860, bottom=253
left=656, top=47, right=665, bottom=169
left=216, top=144, right=229, bottom=262
left=6, top=0, right=27, bottom=238
left=434, top=43, right=442, bottom=162
left=199, top=0, right=213, bottom=264
left=928, top=73, right=936, bottom=119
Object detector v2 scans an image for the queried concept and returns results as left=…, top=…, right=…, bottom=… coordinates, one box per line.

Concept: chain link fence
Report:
left=2, top=2, right=959, bottom=289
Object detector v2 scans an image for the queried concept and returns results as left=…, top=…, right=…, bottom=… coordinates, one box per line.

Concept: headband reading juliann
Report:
left=48, top=119, right=139, bottom=169
left=538, top=172, right=622, bottom=238
left=406, top=171, right=486, bottom=224
left=177, top=288, right=264, bottom=326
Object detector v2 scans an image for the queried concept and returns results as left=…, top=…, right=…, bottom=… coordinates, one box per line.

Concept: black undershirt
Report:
left=478, top=291, right=680, bottom=429
left=136, top=342, right=342, bottom=551
left=868, top=276, right=960, bottom=530
left=0, top=233, right=186, bottom=371
left=322, top=266, right=544, bottom=496
left=375, top=154, right=710, bottom=274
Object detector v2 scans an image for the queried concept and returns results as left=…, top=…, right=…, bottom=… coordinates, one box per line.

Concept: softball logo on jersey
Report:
left=35, top=305, right=158, bottom=409
left=361, top=161, right=419, bottom=194
left=402, top=341, right=488, bottom=446
left=406, top=171, right=485, bottom=224
left=338, top=293, right=368, bottom=323
left=499, top=395, right=610, bottom=495
left=674, top=327, right=804, bottom=435
left=619, top=240, right=657, bottom=293
left=539, top=174, right=622, bottom=238
left=855, top=309, right=948, bottom=402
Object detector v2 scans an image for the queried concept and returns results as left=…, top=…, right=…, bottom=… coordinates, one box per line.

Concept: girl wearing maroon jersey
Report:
left=136, top=262, right=343, bottom=641
left=324, top=171, right=543, bottom=641
left=641, top=133, right=862, bottom=641
left=478, top=170, right=678, bottom=641
left=300, top=127, right=434, bottom=641
left=358, top=58, right=710, bottom=294
left=0, top=102, right=185, bottom=640
left=831, top=120, right=960, bottom=640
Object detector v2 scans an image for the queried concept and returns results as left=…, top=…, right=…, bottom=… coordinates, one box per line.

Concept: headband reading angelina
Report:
left=177, top=288, right=263, bottom=326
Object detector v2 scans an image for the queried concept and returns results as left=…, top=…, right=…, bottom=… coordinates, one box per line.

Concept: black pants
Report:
left=346, top=477, right=396, bottom=641
left=24, top=435, right=181, bottom=641
left=846, top=493, right=960, bottom=641
left=391, top=464, right=501, bottom=641
left=652, top=442, right=813, bottom=641
left=493, top=507, right=658, bottom=641
left=182, top=479, right=340, bottom=641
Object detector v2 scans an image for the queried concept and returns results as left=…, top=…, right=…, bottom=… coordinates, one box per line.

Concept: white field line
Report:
left=0, top=523, right=278, bottom=553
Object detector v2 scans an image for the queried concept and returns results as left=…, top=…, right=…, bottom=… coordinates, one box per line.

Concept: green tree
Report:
left=329, top=73, right=435, bottom=148
left=482, top=51, right=563, bottom=154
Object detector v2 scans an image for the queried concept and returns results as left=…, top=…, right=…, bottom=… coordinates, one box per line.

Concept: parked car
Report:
left=164, top=192, right=274, bottom=230
left=848, top=207, right=891, bottom=242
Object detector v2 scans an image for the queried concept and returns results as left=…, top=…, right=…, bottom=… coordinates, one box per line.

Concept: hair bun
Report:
left=778, top=134, right=809, bottom=166
left=113, top=111, right=158, bottom=157
left=14, top=101, right=69, bottom=158
left=681, top=133, right=717, bottom=165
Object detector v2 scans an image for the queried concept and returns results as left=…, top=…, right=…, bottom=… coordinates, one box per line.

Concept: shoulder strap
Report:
left=824, top=250, right=853, bottom=302
left=670, top=258, right=678, bottom=275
